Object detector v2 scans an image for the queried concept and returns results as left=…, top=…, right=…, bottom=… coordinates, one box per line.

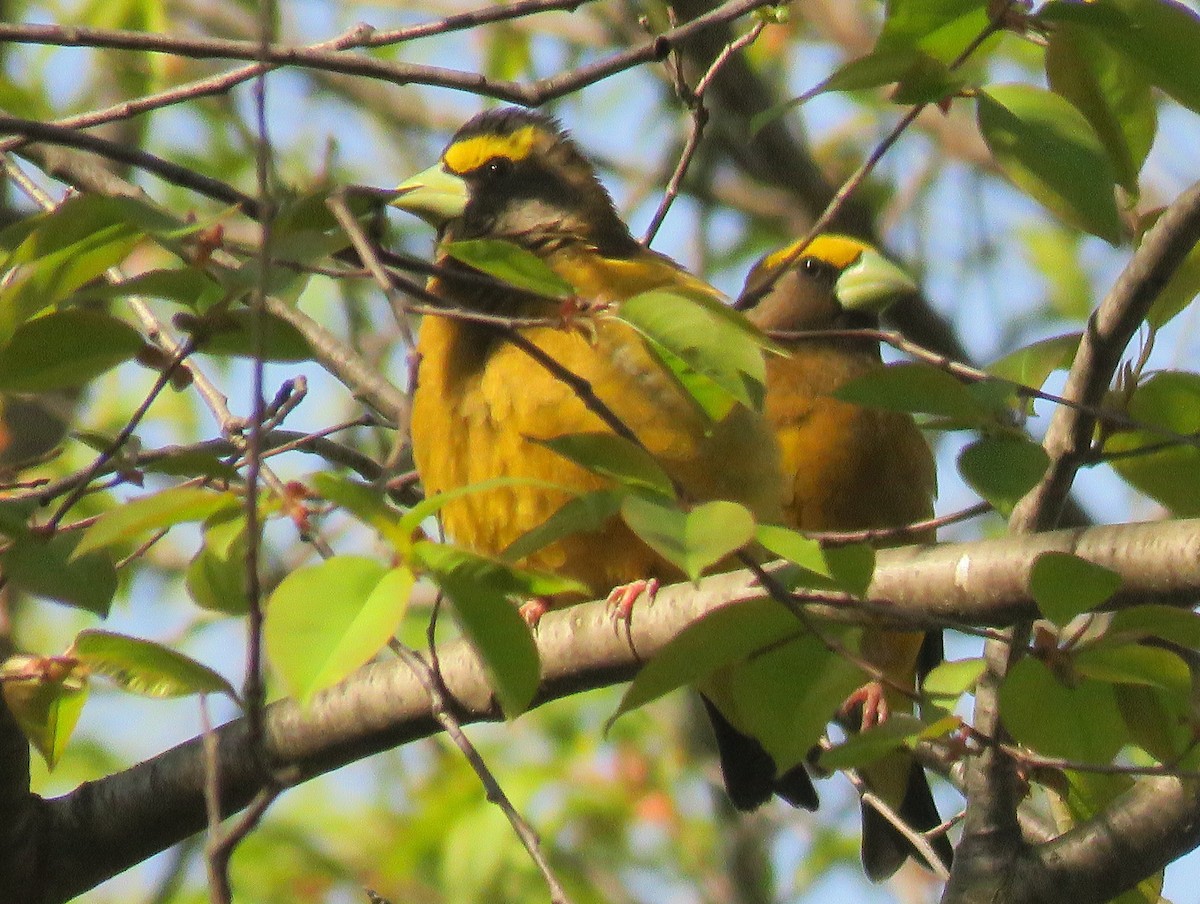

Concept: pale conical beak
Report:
left=835, top=248, right=917, bottom=313
left=391, top=162, right=469, bottom=227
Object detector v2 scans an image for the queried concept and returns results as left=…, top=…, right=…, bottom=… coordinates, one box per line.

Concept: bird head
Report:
left=735, top=235, right=916, bottom=333
left=392, top=107, right=639, bottom=257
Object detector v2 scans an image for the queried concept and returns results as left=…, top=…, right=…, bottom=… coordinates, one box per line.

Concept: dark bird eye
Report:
left=483, top=157, right=512, bottom=179
left=800, top=256, right=835, bottom=283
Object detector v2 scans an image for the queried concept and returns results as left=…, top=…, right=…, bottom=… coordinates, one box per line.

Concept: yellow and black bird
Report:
left=391, top=107, right=783, bottom=605
left=730, top=234, right=952, bottom=880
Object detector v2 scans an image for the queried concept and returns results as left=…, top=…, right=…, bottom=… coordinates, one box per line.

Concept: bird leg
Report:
left=604, top=578, right=659, bottom=624
left=840, top=680, right=890, bottom=732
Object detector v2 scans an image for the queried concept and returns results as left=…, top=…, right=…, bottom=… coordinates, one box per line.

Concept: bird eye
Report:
left=800, top=256, right=835, bottom=283
left=483, top=157, right=512, bottom=179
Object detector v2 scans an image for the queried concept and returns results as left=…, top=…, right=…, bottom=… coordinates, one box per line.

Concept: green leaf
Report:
left=818, top=714, right=928, bottom=771
left=707, top=629, right=863, bottom=771
left=1075, top=642, right=1190, bottom=696
left=976, top=84, right=1121, bottom=243
left=822, top=543, right=877, bottom=598
left=1000, top=657, right=1126, bottom=762
left=0, top=195, right=144, bottom=342
left=81, top=267, right=226, bottom=309
left=189, top=309, right=313, bottom=361
left=620, top=496, right=755, bottom=581
left=73, top=629, right=236, bottom=698
left=923, top=657, right=987, bottom=700
left=1146, top=227, right=1200, bottom=328
left=444, top=238, right=572, bottom=298
left=537, top=432, right=675, bottom=499
left=1105, top=371, right=1200, bottom=514
left=266, top=557, right=412, bottom=705
left=1114, top=683, right=1193, bottom=763
left=614, top=600, right=797, bottom=720
left=1045, top=23, right=1155, bottom=195
left=1107, top=604, right=1200, bottom=648
left=412, top=542, right=578, bottom=717
left=74, top=487, right=240, bottom=557
left=755, top=524, right=831, bottom=577
left=0, top=310, right=144, bottom=392
left=312, top=473, right=408, bottom=548
left=1074, top=0, right=1200, bottom=117
left=986, top=332, right=1080, bottom=390
left=876, top=0, right=992, bottom=61
left=617, top=289, right=769, bottom=415
left=503, top=489, right=623, bottom=563
left=2, top=532, right=116, bottom=616
left=0, top=655, right=87, bottom=768
left=957, top=434, right=1050, bottom=516
left=1029, top=552, right=1121, bottom=625
left=186, top=516, right=249, bottom=614
left=835, top=362, right=987, bottom=423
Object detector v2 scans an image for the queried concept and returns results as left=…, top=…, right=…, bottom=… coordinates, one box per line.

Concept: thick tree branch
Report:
left=947, top=181, right=1200, bottom=904
left=6, top=517, right=1200, bottom=903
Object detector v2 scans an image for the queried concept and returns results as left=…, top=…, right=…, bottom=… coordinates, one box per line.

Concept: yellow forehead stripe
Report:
left=443, top=125, right=540, bottom=175
left=763, top=234, right=871, bottom=273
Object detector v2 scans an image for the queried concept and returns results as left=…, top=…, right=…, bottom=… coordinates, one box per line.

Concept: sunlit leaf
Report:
left=957, top=434, right=1049, bottom=516
left=0, top=655, right=87, bottom=768
left=0, top=310, right=144, bottom=392
left=537, top=432, right=675, bottom=499
left=73, top=629, right=236, bottom=698
left=74, top=487, right=240, bottom=557
left=445, top=237, right=572, bottom=298
left=620, top=496, right=755, bottom=581
left=1000, top=657, right=1126, bottom=762
left=977, top=84, right=1121, bottom=243
left=266, top=556, right=412, bottom=705
left=1030, top=552, right=1121, bottom=625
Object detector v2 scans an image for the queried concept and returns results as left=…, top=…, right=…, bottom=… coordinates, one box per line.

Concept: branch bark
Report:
left=6, top=517, right=1200, bottom=903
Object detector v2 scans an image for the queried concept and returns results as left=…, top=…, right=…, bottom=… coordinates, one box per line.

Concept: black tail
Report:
left=701, top=695, right=819, bottom=812
left=861, top=760, right=953, bottom=882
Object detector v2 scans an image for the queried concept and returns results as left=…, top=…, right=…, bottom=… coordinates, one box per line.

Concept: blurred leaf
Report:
left=987, top=332, right=1080, bottom=390
left=74, top=487, right=239, bottom=557
left=0, top=655, right=87, bottom=768
left=822, top=543, right=877, bottom=598
left=1030, top=552, right=1121, bottom=624
left=1105, top=371, right=1200, bottom=515
left=1046, top=23, right=1155, bottom=196
left=266, top=556, right=411, bottom=705
left=1075, top=642, right=1190, bottom=695
left=537, top=432, right=675, bottom=498
left=445, top=238, right=572, bottom=298
left=613, top=599, right=799, bottom=720
left=818, top=714, right=927, bottom=771
left=0, top=195, right=144, bottom=342
left=2, top=532, right=116, bottom=616
left=1114, top=683, right=1193, bottom=762
left=1057, top=0, right=1200, bottom=116
left=957, top=434, right=1049, bottom=516
left=618, top=288, right=769, bottom=415
left=1145, top=226, right=1200, bottom=328
left=0, top=310, right=143, bottom=392
left=503, top=489, right=623, bottom=563
left=1021, top=224, right=1094, bottom=320
left=1107, top=605, right=1200, bottom=648
left=189, top=309, right=312, bottom=361
left=877, top=0, right=992, bottom=61
left=398, top=476, right=570, bottom=539
left=619, top=496, right=755, bottom=581
left=836, top=361, right=987, bottom=422
left=83, top=267, right=226, bottom=309
left=412, top=542, right=577, bottom=717
left=923, top=657, right=987, bottom=700
left=1000, top=657, right=1126, bottom=762
left=73, top=629, right=236, bottom=698
left=313, top=473, right=408, bottom=548
left=977, top=84, right=1121, bottom=243
left=710, top=629, right=862, bottom=771
left=755, top=524, right=831, bottom=577
left=186, top=516, right=249, bottom=614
